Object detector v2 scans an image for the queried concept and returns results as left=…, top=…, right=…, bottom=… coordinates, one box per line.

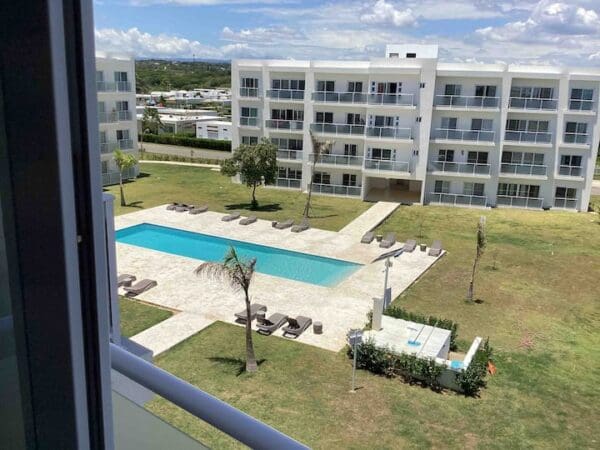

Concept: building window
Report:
left=316, top=80, right=335, bottom=92
left=374, top=82, right=401, bottom=94
left=241, top=136, right=258, bottom=145
left=342, top=174, right=357, bottom=186
left=564, top=122, right=588, bottom=143
left=569, top=88, right=593, bottom=110
left=475, top=85, right=497, bottom=97
left=463, top=182, right=484, bottom=196
left=555, top=187, right=577, bottom=199
left=467, top=151, right=488, bottom=164
left=271, top=79, right=305, bottom=90
left=347, top=82, right=363, bottom=93
left=313, top=172, right=331, bottom=184
left=241, top=77, right=258, bottom=88
left=501, top=151, right=544, bottom=165
left=373, top=115, right=395, bottom=127
left=346, top=113, right=362, bottom=125
left=438, top=149, right=454, bottom=162
left=116, top=129, right=130, bottom=141
left=444, top=84, right=462, bottom=96
left=560, top=154, right=582, bottom=167
left=271, top=109, right=303, bottom=121
left=115, top=101, right=128, bottom=111
left=471, top=119, right=493, bottom=131
left=370, top=148, right=392, bottom=160
left=114, top=71, right=128, bottom=82
left=434, top=180, right=450, bottom=194
left=506, top=119, right=549, bottom=132
left=441, top=117, right=457, bottom=129
left=344, top=144, right=357, bottom=156
left=240, top=107, right=258, bottom=118
left=510, top=86, right=554, bottom=99
left=315, top=112, right=333, bottom=123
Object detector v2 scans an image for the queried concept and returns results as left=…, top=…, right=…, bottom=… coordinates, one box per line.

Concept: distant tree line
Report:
left=135, top=60, right=231, bottom=92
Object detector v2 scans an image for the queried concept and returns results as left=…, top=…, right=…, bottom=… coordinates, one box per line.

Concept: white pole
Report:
left=383, top=257, right=392, bottom=307
left=351, top=341, right=358, bottom=392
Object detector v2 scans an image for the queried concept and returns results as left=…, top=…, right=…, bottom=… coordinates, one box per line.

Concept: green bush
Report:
left=139, top=151, right=221, bottom=166
left=140, top=133, right=231, bottom=152
left=455, top=338, right=493, bottom=396
left=384, top=306, right=459, bottom=351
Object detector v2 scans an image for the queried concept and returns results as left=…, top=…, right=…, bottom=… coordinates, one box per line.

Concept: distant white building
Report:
left=96, top=53, right=138, bottom=186
left=136, top=88, right=231, bottom=108
left=136, top=107, right=220, bottom=135
left=196, top=120, right=232, bottom=141
left=232, top=44, right=600, bottom=212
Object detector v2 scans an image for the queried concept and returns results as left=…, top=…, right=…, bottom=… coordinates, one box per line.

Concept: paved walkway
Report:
left=140, top=142, right=231, bottom=161
left=592, top=180, right=600, bottom=196
left=338, top=201, right=400, bottom=238
left=140, top=160, right=220, bottom=169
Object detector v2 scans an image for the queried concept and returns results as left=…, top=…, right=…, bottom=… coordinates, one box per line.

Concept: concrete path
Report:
left=140, top=142, right=231, bottom=161
left=592, top=180, right=600, bottom=196
left=140, top=160, right=220, bottom=169
left=338, top=201, right=400, bottom=238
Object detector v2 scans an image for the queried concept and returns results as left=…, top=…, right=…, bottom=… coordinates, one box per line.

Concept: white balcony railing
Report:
left=266, top=89, right=305, bottom=101
left=558, top=165, right=583, bottom=177
left=368, top=93, right=415, bottom=106
left=101, top=166, right=138, bottom=186
left=563, top=133, right=589, bottom=145
left=313, top=183, right=362, bottom=197
left=554, top=197, right=578, bottom=209
left=509, top=97, right=558, bottom=110
left=568, top=99, right=594, bottom=111
left=312, top=91, right=367, bottom=104
left=429, top=161, right=491, bottom=175
left=500, top=163, right=547, bottom=177
left=364, top=159, right=410, bottom=172
left=240, top=117, right=259, bottom=127
left=496, top=195, right=543, bottom=209
left=366, top=126, right=412, bottom=140
left=265, top=119, right=304, bottom=131
left=434, top=95, right=499, bottom=109
left=313, top=153, right=363, bottom=166
left=310, top=123, right=365, bottom=135
left=277, top=149, right=303, bottom=160
left=100, top=139, right=133, bottom=154
left=239, top=87, right=259, bottom=98
left=433, top=128, right=494, bottom=142
left=504, top=130, right=552, bottom=144
left=429, top=192, right=487, bottom=207
left=97, top=81, right=132, bottom=92
left=276, top=178, right=301, bottom=189
left=100, top=111, right=133, bottom=122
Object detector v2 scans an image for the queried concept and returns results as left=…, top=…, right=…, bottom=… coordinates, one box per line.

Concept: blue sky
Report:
left=94, top=0, right=600, bottom=65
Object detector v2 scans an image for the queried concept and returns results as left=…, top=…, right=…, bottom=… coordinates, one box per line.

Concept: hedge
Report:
left=140, top=133, right=231, bottom=152
left=139, top=151, right=222, bottom=166
left=455, top=338, right=493, bottom=396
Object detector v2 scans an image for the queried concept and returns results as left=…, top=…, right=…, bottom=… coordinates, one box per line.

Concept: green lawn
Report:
left=144, top=203, right=600, bottom=449
left=119, top=296, right=173, bottom=338
left=105, top=162, right=371, bottom=231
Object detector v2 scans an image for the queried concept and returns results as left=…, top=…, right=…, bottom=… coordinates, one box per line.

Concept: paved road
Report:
left=592, top=180, right=600, bottom=196
left=140, top=142, right=232, bottom=161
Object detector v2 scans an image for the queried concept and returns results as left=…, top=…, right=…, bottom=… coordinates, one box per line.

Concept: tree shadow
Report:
left=307, top=213, right=338, bottom=219
left=137, top=172, right=152, bottom=179
left=126, top=201, right=144, bottom=209
left=224, top=203, right=282, bottom=212
left=207, top=356, right=267, bottom=376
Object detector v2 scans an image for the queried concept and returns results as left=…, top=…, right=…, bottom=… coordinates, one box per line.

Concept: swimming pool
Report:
left=116, top=223, right=362, bottom=287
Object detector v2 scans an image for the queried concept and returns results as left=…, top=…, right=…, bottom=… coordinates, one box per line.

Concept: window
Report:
left=389, top=52, right=399, bottom=58
left=116, top=129, right=129, bottom=141
left=114, top=71, right=127, bottom=82
left=371, top=148, right=392, bottom=160
left=475, top=85, right=497, bottom=97
left=374, top=82, right=401, bottom=94
left=506, top=119, right=548, bottom=132
left=434, top=180, right=450, bottom=193
left=347, top=81, right=363, bottom=93
left=444, top=84, right=461, bottom=96
left=463, top=182, right=484, bottom=196
left=272, top=138, right=302, bottom=150
left=467, top=151, right=488, bottom=164
left=498, top=183, right=517, bottom=196
left=315, top=112, right=333, bottom=123
left=342, top=174, right=357, bottom=186
left=313, top=172, right=331, bottom=184
left=502, top=151, right=544, bottom=165
left=441, top=117, right=457, bottom=129
left=373, top=115, right=394, bottom=127
left=344, top=144, right=357, bottom=156
left=346, top=113, right=362, bottom=124
left=555, top=187, right=577, bottom=199
left=96, top=70, right=104, bottom=82
left=278, top=167, right=302, bottom=179
left=316, top=80, right=335, bottom=92
left=99, top=130, right=107, bottom=143
left=560, top=155, right=582, bottom=167
left=471, top=119, right=493, bottom=131
left=571, top=88, right=593, bottom=100
left=115, top=100, right=128, bottom=111
left=97, top=101, right=105, bottom=113
left=241, top=136, right=258, bottom=145
left=510, top=86, right=554, bottom=99
left=565, top=122, right=587, bottom=134
left=438, top=149, right=454, bottom=162
left=241, top=107, right=257, bottom=117
left=406, top=52, right=416, bottom=58
left=241, top=77, right=258, bottom=88
left=271, top=109, right=303, bottom=121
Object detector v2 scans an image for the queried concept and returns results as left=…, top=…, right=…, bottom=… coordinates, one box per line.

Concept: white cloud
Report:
left=360, top=0, right=417, bottom=27
left=129, top=0, right=284, bottom=5
left=221, top=26, right=302, bottom=44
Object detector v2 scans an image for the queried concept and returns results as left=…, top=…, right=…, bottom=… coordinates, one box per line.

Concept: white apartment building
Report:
left=196, top=120, right=232, bottom=141
left=96, top=53, right=139, bottom=186
left=231, top=45, right=600, bottom=212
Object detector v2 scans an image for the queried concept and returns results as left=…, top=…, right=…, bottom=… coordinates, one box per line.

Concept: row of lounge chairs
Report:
left=118, top=273, right=157, bottom=297
left=234, top=303, right=313, bottom=339
left=361, top=231, right=396, bottom=248
left=167, top=203, right=209, bottom=215
left=272, top=219, right=310, bottom=233
left=360, top=232, right=443, bottom=256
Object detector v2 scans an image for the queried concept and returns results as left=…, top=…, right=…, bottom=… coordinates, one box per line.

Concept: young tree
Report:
left=221, top=138, right=277, bottom=209
left=467, top=216, right=487, bottom=303
left=141, top=107, right=163, bottom=135
left=194, top=247, right=259, bottom=373
left=303, top=131, right=334, bottom=219
left=113, top=149, right=137, bottom=207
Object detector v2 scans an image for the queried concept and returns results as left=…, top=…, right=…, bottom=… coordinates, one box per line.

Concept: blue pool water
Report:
left=116, top=223, right=362, bottom=287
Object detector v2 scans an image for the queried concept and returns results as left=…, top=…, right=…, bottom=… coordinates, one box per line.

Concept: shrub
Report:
left=140, top=133, right=231, bottom=152
left=139, top=151, right=221, bottom=166
left=455, top=338, right=493, bottom=396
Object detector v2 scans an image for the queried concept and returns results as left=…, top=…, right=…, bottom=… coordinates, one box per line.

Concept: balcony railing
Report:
left=496, top=195, right=543, bottom=209
left=435, top=95, right=499, bottom=109
left=509, top=97, right=557, bottom=110
left=277, top=149, right=303, bottom=160
left=116, top=81, right=132, bottom=92
left=500, top=163, right=547, bottom=177
left=429, top=192, right=487, bottom=207
left=276, top=178, right=301, bottom=189
left=313, top=183, right=362, bottom=197
left=364, top=159, right=410, bottom=172
left=100, top=139, right=133, bottom=153
left=266, top=89, right=305, bottom=101
left=312, top=91, right=367, bottom=104
left=368, top=93, right=415, bottom=106
left=558, top=165, right=583, bottom=177
left=98, top=81, right=132, bottom=92
left=433, top=128, right=494, bottom=142
left=100, top=111, right=133, bottom=123
left=240, top=117, right=258, bottom=127
left=310, top=122, right=365, bottom=135
left=313, top=153, right=363, bottom=166
left=568, top=99, right=594, bottom=111
left=265, top=119, right=304, bottom=131
left=504, top=130, right=552, bottom=144
left=554, top=197, right=578, bottom=209
left=429, top=161, right=491, bottom=175
left=563, top=133, right=589, bottom=145
left=366, top=126, right=412, bottom=140
left=101, top=166, right=137, bottom=186
left=239, top=87, right=259, bottom=98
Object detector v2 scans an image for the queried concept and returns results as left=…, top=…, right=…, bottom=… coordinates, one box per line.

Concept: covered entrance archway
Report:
left=363, top=177, right=422, bottom=204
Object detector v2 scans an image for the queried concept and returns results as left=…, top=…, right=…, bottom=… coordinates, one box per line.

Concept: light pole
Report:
left=383, top=257, right=393, bottom=308
left=347, top=329, right=363, bottom=393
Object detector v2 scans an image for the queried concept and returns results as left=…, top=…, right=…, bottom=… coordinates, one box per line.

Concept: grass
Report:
left=119, top=296, right=173, bottom=338
left=144, top=202, right=600, bottom=449
left=105, top=162, right=371, bottom=231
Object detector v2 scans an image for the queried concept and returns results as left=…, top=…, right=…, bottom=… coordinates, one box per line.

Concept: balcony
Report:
left=434, top=95, right=499, bottom=109
left=313, top=183, right=362, bottom=197
left=366, top=126, right=412, bottom=140
left=310, top=122, right=365, bottom=136
left=554, top=197, right=578, bottom=209
left=313, top=153, right=363, bottom=167
left=568, top=99, right=595, bottom=112
left=277, top=149, right=303, bottom=161
left=429, top=192, right=487, bottom=207
left=504, top=130, right=552, bottom=145
left=266, top=89, right=305, bottom=101
left=100, top=139, right=134, bottom=154
left=563, top=133, right=589, bottom=145
left=276, top=178, right=301, bottom=189
left=312, top=91, right=367, bottom=104
left=240, top=117, right=259, bottom=127
left=265, top=119, right=304, bottom=131
left=509, top=97, right=557, bottom=111
left=102, top=166, right=137, bottom=186
left=429, top=161, right=491, bottom=176
left=364, top=159, right=410, bottom=173
left=496, top=195, right=543, bottom=209
left=558, top=165, right=583, bottom=177
left=99, top=111, right=133, bottom=123
left=97, top=81, right=132, bottom=92
left=239, top=87, right=259, bottom=98
left=500, top=163, right=547, bottom=177
left=433, top=128, right=494, bottom=143
left=368, top=93, right=415, bottom=107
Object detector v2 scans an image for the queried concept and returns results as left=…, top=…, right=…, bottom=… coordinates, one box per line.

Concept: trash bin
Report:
left=419, top=243, right=427, bottom=252
left=313, top=321, right=323, bottom=334
left=256, top=310, right=266, bottom=325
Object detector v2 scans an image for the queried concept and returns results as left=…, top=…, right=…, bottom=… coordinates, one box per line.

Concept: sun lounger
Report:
left=175, top=204, right=192, bottom=212
left=166, top=202, right=181, bottom=211
left=379, top=232, right=396, bottom=249
left=117, top=273, right=136, bottom=288
left=282, top=316, right=312, bottom=339
left=273, top=219, right=293, bottom=229
left=402, top=239, right=417, bottom=252
left=428, top=240, right=443, bottom=257
left=234, top=303, right=267, bottom=323
left=239, top=215, right=257, bottom=225
left=189, top=205, right=208, bottom=214
left=291, top=219, right=310, bottom=233
left=361, top=231, right=375, bottom=244
left=256, top=313, right=288, bottom=335
left=123, top=279, right=157, bottom=297
left=222, top=211, right=241, bottom=222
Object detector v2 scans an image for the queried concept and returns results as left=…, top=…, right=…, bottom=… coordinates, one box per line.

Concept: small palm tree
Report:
left=303, top=131, right=334, bottom=219
left=113, top=148, right=137, bottom=207
left=194, top=247, right=259, bottom=372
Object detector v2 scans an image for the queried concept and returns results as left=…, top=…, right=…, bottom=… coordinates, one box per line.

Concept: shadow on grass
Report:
left=225, top=203, right=282, bottom=212
left=137, top=172, right=152, bottom=179
left=208, top=356, right=267, bottom=376
left=126, top=201, right=144, bottom=209
left=307, top=213, right=338, bottom=219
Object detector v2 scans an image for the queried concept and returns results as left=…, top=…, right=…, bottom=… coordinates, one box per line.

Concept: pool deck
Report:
left=115, top=205, right=444, bottom=353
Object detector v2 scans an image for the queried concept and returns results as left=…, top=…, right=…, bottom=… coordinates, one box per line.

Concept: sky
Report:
left=94, top=0, right=600, bottom=65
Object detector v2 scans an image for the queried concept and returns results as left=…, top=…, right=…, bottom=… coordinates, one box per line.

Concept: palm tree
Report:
left=303, top=131, right=334, bottom=219
left=113, top=148, right=137, bottom=207
left=194, top=247, right=259, bottom=372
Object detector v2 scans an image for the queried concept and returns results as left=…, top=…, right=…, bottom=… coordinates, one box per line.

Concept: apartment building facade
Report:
left=96, top=53, right=139, bottom=186
left=231, top=45, right=600, bottom=212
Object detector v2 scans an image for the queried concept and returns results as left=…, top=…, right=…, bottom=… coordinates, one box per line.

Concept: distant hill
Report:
left=135, top=59, right=231, bottom=93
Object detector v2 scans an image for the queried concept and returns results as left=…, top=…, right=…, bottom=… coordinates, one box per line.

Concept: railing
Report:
left=116, top=81, right=132, bottom=92
left=435, top=95, right=499, bottom=108
left=118, top=138, right=134, bottom=149
left=429, top=192, right=487, bottom=207
left=504, top=130, right=552, bottom=144
left=554, top=197, right=578, bottom=209
left=509, top=97, right=557, bottom=110
left=563, top=133, right=589, bottom=145
left=239, top=87, right=259, bottom=98
left=368, top=93, right=415, bottom=106
left=364, top=159, right=410, bottom=172
left=558, top=165, right=583, bottom=177
left=313, top=183, right=362, bottom=197
left=366, top=126, right=412, bottom=140
left=97, top=81, right=115, bottom=92
left=500, top=163, right=547, bottom=176
left=310, top=122, right=365, bottom=135
left=312, top=91, right=367, bottom=104
left=277, top=149, right=302, bottom=160
left=429, top=161, right=491, bottom=175
left=110, top=344, right=308, bottom=450
left=568, top=99, right=594, bottom=111
left=433, top=128, right=494, bottom=142
left=101, top=166, right=137, bottom=186
left=266, top=89, right=305, bottom=100
left=276, top=178, right=301, bottom=189
left=265, top=119, right=304, bottom=131
left=313, top=153, right=363, bottom=166
left=240, top=117, right=258, bottom=127
left=496, top=195, right=543, bottom=209
left=100, top=111, right=133, bottom=122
